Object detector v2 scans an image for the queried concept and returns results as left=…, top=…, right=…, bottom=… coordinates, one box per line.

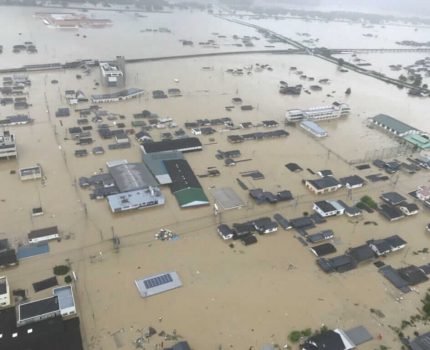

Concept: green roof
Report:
left=372, top=114, right=417, bottom=135
left=174, top=187, right=209, bottom=208
left=403, top=134, right=430, bottom=150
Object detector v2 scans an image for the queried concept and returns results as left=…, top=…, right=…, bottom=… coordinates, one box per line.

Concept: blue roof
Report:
left=17, top=243, right=49, bottom=260
left=300, top=120, right=328, bottom=136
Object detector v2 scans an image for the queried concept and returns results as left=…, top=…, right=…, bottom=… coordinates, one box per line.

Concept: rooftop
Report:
left=141, top=138, right=202, bottom=154
left=142, top=150, right=184, bottom=185
left=18, top=296, right=60, bottom=323
left=108, top=163, right=158, bottom=193
left=372, top=113, right=417, bottom=134
left=314, top=200, right=337, bottom=213
left=300, top=120, right=328, bottom=136
left=53, top=285, right=75, bottom=312
left=380, top=191, right=407, bottom=205
left=410, top=332, right=430, bottom=350
left=28, top=226, right=58, bottom=240
left=135, top=272, right=182, bottom=298
left=307, top=176, right=341, bottom=190
left=403, top=134, right=430, bottom=150
left=0, top=306, right=83, bottom=350
left=311, top=243, right=337, bottom=257
left=107, top=188, right=165, bottom=212
left=211, top=187, right=245, bottom=210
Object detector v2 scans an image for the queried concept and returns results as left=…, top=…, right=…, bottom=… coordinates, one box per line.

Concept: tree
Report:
left=337, top=58, right=345, bottom=66
left=398, top=74, right=407, bottom=81
left=288, top=331, right=302, bottom=343
left=53, top=265, right=70, bottom=276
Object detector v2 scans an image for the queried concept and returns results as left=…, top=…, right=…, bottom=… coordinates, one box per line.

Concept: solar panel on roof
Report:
left=143, top=274, right=173, bottom=289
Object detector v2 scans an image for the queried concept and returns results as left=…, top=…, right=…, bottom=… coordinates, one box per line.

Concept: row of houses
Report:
left=227, top=129, right=289, bottom=143
left=318, top=234, right=407, bottom=273
left=304, top=174, right=365, bottom=195
left=217, top=217, right=279, bottom=243
left=378, top=191, right=419, bottom=222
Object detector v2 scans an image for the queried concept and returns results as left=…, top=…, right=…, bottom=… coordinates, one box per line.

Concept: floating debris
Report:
left=155, top=228, right=179, bottom=241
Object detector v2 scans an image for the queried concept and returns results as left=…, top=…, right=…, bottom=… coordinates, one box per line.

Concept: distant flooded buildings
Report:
left=0, top=130, right=17, bottom=159
left=286, top=101, right=350, bottom=122
left=35, top=12, right=112, bottom=28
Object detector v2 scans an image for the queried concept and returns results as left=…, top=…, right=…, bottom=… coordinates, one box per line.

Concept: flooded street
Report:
left=1, top=5, right=430, bottom=350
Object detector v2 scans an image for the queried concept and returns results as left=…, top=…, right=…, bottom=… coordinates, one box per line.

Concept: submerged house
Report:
left=301, top=329, right=355, bottom=350
left=313, top=200, right=344, bottom=217
left=367, top=235, right=407, bottom=256
left=305, top=177, right=342, bottom=195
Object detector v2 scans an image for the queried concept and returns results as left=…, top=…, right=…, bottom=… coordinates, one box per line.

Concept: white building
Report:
left=191, top=128, right=202, bottom=135
left=0, top=276, right=11, bottom=307
left=313, top=200, right=345, bottom=217
left=0, top=130, right=17, bottom=159
left=19, top=165, right=42, bottom=181
left=100, top=59, right=124, bottom=87
left=107, top=188, right=165, bottom=213
left=286, top=101, right=350, bottom=122
left=53, top=285, right=76, bottom=317
left=91, top=88, right=144, bottom=103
